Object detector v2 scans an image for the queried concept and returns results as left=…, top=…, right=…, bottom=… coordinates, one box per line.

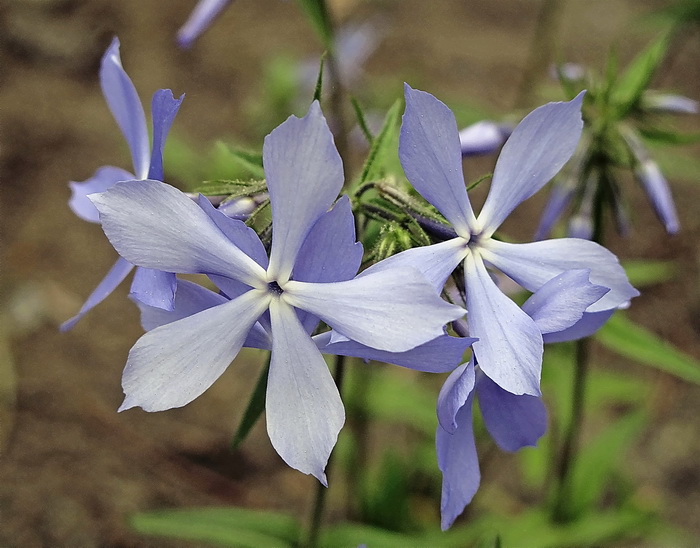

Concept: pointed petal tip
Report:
left=118, top=398, right=137, bottom=413
left=59, top=316, right=79, bottom=332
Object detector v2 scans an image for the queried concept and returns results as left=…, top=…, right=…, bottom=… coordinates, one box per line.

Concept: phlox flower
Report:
left=62, top=37, right=183, bottom=330
left=369, top=85, right=638, bottom=397
left=90, top=102, right=464, bottom=483
left=436, top=269, right=611, bottom=529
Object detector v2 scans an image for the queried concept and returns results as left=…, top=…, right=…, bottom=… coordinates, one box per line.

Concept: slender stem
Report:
left=551, top=170, right=607, bottom=522
left=304, top=354, right=346, bottom=548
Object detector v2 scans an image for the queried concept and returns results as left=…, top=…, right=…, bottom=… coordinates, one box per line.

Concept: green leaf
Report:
left=215, top=143, right=265, bottom=179
left=231, top=358, right=270, bottom=449
left=622, top=259, right=677, bottom=287
left=130, top=507, right=300, bottom=547
left=638, top=125, right=700, bottom=145
left=193, top=179, right=267, bottom=197
left=312, top=53, right=326, bottom=102
left=358, top=100, right=402, bottom=184
left=596, top=312, right=700, bottom=385
left=612, top=34, right=669, bottom=117
left=295, top=0, right=333, bottom=47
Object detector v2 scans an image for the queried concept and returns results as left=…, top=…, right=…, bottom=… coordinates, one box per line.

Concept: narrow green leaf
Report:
left=130, top=507, right=299, bottom=548
left=358, top=100, right=402, bottom=184
left=622, top=259, right=677, bottom=287
left=351, top=96, right=374, bottom=144
left=295, top=0, right=333, bottom=47
left=612, top=33, right=669, bottom=117
left=638, top=126, right=700, bottom=145
left=596, top=313, right=700, bottom=385
left=232, top=358, right=270, bottom=449
left=312, top=53, right=326, bottom=103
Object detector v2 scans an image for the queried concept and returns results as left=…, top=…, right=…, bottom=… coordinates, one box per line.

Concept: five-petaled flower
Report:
left=62, top=37, right=183, bottom=330
left=89, top=102, right=465, bottom=483
left=368, top=85, right=638, bottom=397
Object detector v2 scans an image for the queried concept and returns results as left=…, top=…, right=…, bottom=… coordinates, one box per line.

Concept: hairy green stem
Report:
left=304, top=354, right=346, bottom=548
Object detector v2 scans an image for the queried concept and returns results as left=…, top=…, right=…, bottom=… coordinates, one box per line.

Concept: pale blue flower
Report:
left=436, top=270, right=611, bottom=530
left=368, top=85, right=638, bottom=397
left=62, top=38, right=183, bottom=330
left=90, top=102, right=464, bottom=483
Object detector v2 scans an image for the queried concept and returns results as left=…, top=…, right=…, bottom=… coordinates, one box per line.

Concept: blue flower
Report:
left=89, top=102, right=464, bottom=483
left=436, top=270, right=611, bottom=530
left=369, top=85, right=638, bottom=397
left=62, top=38, right=183, bottom=330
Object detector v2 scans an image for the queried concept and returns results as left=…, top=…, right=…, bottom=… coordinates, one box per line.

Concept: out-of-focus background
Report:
left=1, top=0, right=699, bottom=545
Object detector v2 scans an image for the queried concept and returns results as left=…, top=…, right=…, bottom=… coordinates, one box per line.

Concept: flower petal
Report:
left=315, top=332, right=474, bottom=373
left=437, top=399, right=479, bottom=531
left=359, top=237, right=468, bottom=292
left=293, top=196, right=362, bottom=284
left=543, top=309, right=615, bottom=343
left=90, top=179, right=267, bottom=287
left=129, top=268, right=177, bottom=310
left=294, top=196, right=363, bottom=333
left=283, top=268, right=465, bottom=352
left=266, top=299, right=344, bottom=485
left=476, top=372, right=547, bottom=452
left=437, top=358, right=475, bottom=433
left=100, top=37, right=150, bottom=179
left=522, top=269, right=609, bottom=335
left=177, top=0, right=232, bottom=48
left=477, top=93, right=584, bottom=236
left=635, top=159, right=680, bottom=234
left=465, top=252, right=542, bottom=396
left=134, top=280, right=271, bottom=349
left=481, top=238, right=639, bottom=312
left=196, top=194, right=269, bottom=300
left=119, top=288, right=270, bottom=412
left=148, top=89, right=184, bottom=181
left=68, top=166, right=134, bottom=223
left=136, top=279, right=226, bottom=330
left=400, top=84, right=476, bottom=236
left=264, top=101, right=344, bottom=283
left=60, top=257, right=134, bottom=331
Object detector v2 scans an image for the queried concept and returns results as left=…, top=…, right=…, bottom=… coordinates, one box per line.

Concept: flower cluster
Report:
left=65, top=39, right=637, bottom=528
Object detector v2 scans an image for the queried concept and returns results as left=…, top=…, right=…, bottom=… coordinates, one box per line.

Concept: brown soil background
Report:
left=1, top=0, right=699, bottom=546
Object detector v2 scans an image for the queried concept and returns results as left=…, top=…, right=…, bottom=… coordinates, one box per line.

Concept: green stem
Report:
left=551, top=169, right=607, bottom=522
left=304, top=354, right=346, bottom=548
